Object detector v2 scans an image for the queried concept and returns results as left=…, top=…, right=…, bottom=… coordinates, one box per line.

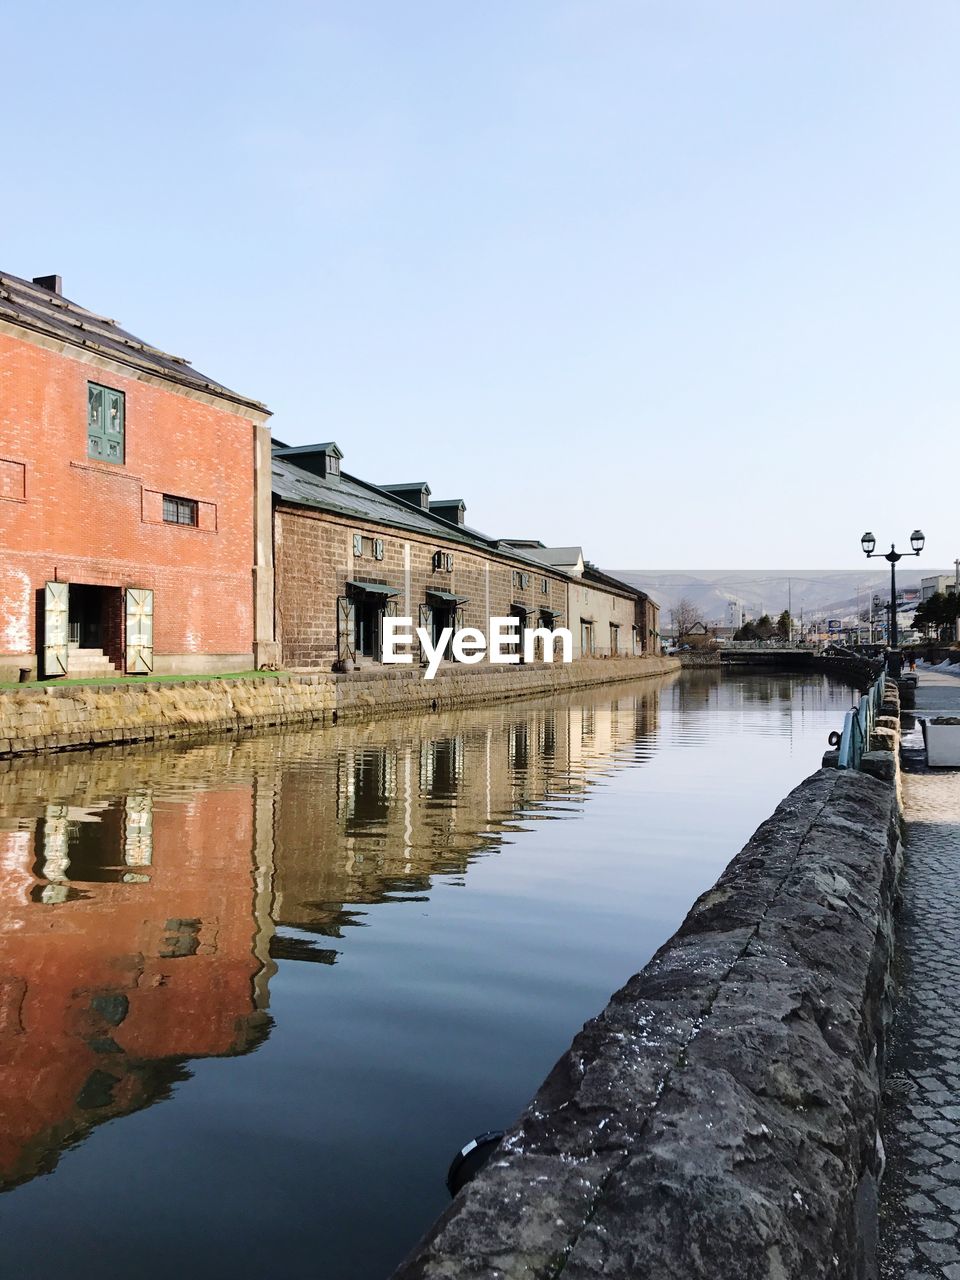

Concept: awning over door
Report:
left=426, top=589, right=469, bottom=604
left=345, top=580, right=400, bottom=597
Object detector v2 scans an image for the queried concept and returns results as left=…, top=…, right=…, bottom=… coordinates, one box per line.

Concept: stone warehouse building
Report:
left=271, top=442, right=658, bottom=670
left=0, top=271, right=277, bottom=680
left=501, top=543, right=659, bottom=658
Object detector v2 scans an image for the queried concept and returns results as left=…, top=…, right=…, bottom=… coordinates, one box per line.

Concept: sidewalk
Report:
left=880, top=670, right=960, bottom=1279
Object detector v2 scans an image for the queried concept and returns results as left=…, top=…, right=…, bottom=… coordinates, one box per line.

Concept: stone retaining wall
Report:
left=394, top=752, right=903, bottom=1278
left=0, top=655, right=679, bottom=759
left=679, top=650, right=881, bottom=686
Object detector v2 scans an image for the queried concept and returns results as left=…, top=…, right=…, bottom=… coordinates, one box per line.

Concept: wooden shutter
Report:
left=125, top=588, right=154, bottom=673
left=104, top=389, right=125, bottom=462
left=88, top=385, right=105, bottom=458
left=88, top=384, right=125, bottom=463
left=337, top=596, right=356, bottom=663
left=43, top=582, right=69, bottom=677
left=418, top=602, right=432, bottom=665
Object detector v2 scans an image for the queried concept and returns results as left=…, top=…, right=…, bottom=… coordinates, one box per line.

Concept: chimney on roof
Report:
left=429, top=499, right=466, bottom=526
left=32, top=275, right=62, bottom=295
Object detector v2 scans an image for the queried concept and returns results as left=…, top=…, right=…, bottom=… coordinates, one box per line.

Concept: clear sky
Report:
left=3, top=2, right=956, bottom=568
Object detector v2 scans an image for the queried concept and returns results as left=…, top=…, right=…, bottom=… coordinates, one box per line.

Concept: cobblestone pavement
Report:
left=879, top=671, right=960, bottom=1279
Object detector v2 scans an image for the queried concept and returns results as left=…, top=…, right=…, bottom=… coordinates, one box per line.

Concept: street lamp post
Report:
left=861, top=530, right=924, bottom=649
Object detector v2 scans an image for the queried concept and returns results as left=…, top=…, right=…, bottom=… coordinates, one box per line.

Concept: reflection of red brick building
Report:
left=0, top=785, right=271, bottom=1189
left=0, top=270, right=277, bottom=680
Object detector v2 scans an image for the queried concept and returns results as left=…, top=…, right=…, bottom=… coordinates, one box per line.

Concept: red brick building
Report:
left=0, top=272, right=277, bottom=679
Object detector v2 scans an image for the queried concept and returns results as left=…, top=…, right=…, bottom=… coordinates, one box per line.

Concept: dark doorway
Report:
left=509, top=605, right=528, bottom=661
left=67, top=585, right=124, bottom=667
left=69, top=585, right=106, bottom=648
left=431, top=602, right=456, bottom=648
left=354, top=597, right=385, bottom=659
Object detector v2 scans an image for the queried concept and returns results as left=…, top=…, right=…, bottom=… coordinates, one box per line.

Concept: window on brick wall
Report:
left=162, top=494, right=198, bottom=526
left=88, top=383, right=125, bottom=463
left=353, top=534, right=364, bottom=557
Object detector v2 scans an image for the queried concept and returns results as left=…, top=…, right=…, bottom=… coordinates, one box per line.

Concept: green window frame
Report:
left=88, top=383, right=125, bottom=463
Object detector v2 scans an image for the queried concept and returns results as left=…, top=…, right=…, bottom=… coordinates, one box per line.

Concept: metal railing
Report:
left=834, top=673, right=887, bottom=770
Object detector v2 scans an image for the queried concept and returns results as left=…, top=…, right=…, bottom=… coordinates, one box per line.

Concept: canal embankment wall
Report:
left=683, top=648, right=882, bottom=686
left=395, top=686, right=903, bottom=1280
left=0, top=655, right=679, bottom=759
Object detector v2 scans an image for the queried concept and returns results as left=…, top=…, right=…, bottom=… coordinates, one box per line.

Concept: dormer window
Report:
left=382, top=482, right=432, bottom=510
left=273, top=441, right=343, bottom=480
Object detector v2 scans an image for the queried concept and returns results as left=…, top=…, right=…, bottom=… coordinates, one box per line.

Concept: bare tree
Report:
left=671, top=596, right=704, bottom=640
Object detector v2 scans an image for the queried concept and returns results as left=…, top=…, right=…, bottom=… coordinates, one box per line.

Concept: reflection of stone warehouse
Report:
left=0, top=270, right=657, bottom=680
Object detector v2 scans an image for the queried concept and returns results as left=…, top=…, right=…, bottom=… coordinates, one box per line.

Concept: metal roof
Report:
left=0, top=270, right=267, bottom=413
left=502, top=542, right=583, bottom=567
left=272, top=457, right=573, bottom=576
left=275, top=442, right=342, bottom=459
left=345, top=580, right=400, bottom=596
left=426, top=589, right=470, bottom=604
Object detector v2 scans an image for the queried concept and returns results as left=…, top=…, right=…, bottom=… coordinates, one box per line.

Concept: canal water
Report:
left=0, top=669, right=855, bottom=1279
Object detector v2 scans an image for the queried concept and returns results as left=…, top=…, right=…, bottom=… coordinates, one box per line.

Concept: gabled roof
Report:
left=274, top=441, right=342, bottom=460
left=0, top=271, right=267, bottom=414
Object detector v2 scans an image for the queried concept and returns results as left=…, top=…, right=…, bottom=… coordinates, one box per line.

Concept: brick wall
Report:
left=0, top=327, right=261, bottom=670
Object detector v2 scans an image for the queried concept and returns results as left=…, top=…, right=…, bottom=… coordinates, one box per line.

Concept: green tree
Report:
left=776, top=609, right=792, bottom=642
left=915, top=592, right=960, bottom=641
left=755, top=614, right=775, bottom=640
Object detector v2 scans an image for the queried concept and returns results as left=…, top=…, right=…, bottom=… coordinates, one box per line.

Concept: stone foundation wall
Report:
left=679, top=649, right=882, bottom=686
left=0, top=655, right=679, bottom=759
left=394, top=756, right=903, bottom=1280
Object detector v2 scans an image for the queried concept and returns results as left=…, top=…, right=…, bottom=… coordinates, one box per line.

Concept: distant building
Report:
left=501, top=543, right=659, bottom=656
left=0, top=270, right=276, bottom=679
left=922, top=574, right=958, bottom=600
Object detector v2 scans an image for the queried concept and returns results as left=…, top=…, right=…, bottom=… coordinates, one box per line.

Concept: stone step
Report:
left=67, top=648, right=120, bottom=676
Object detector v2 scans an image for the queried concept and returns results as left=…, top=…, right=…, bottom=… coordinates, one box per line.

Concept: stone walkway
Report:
left=880, top=669, right=960, bottom=1279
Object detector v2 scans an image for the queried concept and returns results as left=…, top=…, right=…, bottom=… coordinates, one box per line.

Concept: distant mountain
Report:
left=604, top=569, right=954, bottom=627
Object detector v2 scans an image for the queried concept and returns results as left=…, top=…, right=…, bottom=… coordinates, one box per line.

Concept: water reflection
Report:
left=0, top=670, right=855, bottom=1279
left=0, top=759, right=273, bottom=1191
